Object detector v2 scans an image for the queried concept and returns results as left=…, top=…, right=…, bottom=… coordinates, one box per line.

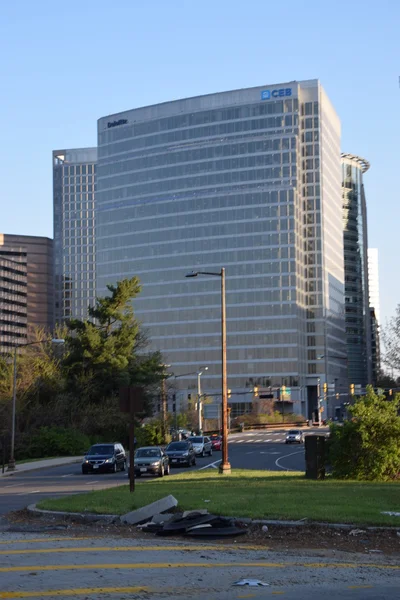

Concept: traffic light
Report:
left=281, top=385, right=286, bottom=395
left=350, top=383, right=355, bottom=395
left=389, top=389, right=393, bottom=396
left=323, top=382, right=328, bottom=394
left=253, top=386, right=259, bottom=397
left=227, top=389, right=232, bottom=399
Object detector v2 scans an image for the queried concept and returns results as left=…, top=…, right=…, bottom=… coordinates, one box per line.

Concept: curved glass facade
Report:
left=96, top=81, right=346, bottom=417
left=341, top=153, right=371, bottom=386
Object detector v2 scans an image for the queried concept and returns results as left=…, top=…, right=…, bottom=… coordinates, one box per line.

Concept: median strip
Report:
left=1, top=561, right=399, bottom=573
left=0, top=586, right=149, bottom=599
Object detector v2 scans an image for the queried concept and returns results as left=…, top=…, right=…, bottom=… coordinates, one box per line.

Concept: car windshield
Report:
left=135, top=448, right=161, bottom=458
left=166, top=442, right=188, bottom=451
left=189, top=437, right=203, bottom=443
left=88, top=445, right=113, bottom=455
left=210, top=435, right=220, bottom=440
left=288, top=430, right=300, bottom=435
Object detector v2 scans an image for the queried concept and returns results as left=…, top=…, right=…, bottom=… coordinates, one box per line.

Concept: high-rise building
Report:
left=341, top=153, right=372, bottom=387
left=96, top=80, right=347, bottom=419
left=368, top=248, right=380, bottom=325
left=0, top=247, right=27, bottom=352
left=370, top=307, right=380, bottom=387
left=0, top=234, right=53, bottom=341
left=53, top=148, right=97, bottom=323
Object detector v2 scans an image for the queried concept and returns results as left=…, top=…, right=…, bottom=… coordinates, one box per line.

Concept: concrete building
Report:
left=0, top=234, right=53, bottom=344
left=96, top=80, right=347, bottom=419
left=0, top=248, right=27, bottom=352
left=368, top=248, right=380, bottom=325
left=53, top=148, right=97, bottom=323
left=341, top=153, right=372, bottom=388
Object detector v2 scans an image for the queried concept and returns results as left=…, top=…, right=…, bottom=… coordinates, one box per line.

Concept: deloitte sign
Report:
left=261, top=88, right=292, bottom=100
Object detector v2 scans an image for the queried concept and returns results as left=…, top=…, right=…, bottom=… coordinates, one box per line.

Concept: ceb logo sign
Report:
left=261, top=88, right=292, bottom=100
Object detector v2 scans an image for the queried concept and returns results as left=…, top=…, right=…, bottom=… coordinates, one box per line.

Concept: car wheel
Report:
left=82, top=468, right=87, bottom=475
left=209, top=448, right=213, bottom=456
left=112, top=463, right=117, bottom=473
left=121, top=460, right=126, bottom=471
left=159, top=464, right=164, bottom=477
left=135, top=472, right=141, bottom=477
left=193, top=458, right=196, bottom=466
left=201, top=449, right=205, bottom=457
left=165, top=463, right=170, bottom=475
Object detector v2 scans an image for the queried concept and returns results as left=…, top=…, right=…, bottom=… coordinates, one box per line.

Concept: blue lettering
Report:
left=261, top=88, right=292, bottom=100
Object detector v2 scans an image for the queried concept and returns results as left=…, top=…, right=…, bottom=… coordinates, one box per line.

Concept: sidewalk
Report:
left=0, top=456, right=83, bottom=478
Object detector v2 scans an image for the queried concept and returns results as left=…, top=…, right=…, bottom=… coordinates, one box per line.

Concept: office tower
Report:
left=0, top=234, right=53, bottom=335
left=53, top=148, right=97, bottom=323
left=97, top=81, right=346, bottom=419
left=341, top=153, right=372, bottom=387
left=0, top=245, right=27, bottom=352
left=368, top=248, right=380, bottom=325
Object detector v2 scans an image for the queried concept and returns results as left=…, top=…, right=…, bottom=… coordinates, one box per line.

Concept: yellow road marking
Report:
left=0, top=538, right=96, bottom=546
left=0, top=544, right=263, bottom=555
left=0, top=562, right=398, bottom=573
left=272, top=594, right=285, bottom=596
left=0, top=587, right=149, bottom=599
left=348, top=586, right=374, bottom=590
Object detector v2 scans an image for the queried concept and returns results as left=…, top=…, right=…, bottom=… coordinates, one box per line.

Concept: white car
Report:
left=285, top=429, right=304, bottom=444
left=188, top=436, right=213, bottom=457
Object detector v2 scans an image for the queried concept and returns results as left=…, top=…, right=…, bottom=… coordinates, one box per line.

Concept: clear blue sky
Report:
left=0, top=0, right=398, bottom=323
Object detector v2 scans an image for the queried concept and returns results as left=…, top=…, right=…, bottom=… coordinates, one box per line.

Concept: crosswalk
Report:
left=229, top=432, right=286, bottom=444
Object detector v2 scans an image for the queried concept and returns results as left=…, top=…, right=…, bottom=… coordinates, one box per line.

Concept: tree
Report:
left=327, top=386, right=400, bottom=481
left=382, top=304, right=400, bottom=373
left=63, top=277, right=163, bottom=404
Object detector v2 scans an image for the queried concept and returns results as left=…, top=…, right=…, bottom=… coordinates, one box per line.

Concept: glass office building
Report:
left=341, top=153, right=372, bottom=387
left=97, top=81, right=347, bottom=418
left=53, top=148, right=97, bottom=323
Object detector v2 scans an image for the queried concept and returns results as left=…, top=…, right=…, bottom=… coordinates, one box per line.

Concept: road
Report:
left=0, top=429, right=327, bottom=517
left=0, top=532, right=398, bottom=599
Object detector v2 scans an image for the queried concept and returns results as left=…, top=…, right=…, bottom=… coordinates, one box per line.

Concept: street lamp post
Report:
left=197, top=366, right=208, bottom=434
left=185, top=268, right=231, bottom=474
left=7, top=338, right=65, bottom=471
left=174, top=366, right=208, bottom=434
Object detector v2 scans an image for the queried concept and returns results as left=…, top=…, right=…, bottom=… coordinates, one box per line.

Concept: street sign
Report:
left=119, top=386, right=145, bottom=493
left=119, top=387, right=145, bottom=413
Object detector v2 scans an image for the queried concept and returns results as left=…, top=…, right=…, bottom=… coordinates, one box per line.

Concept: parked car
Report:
left=189, top=435, right=213, bottom=457
left=134, top=446, right=170, bottom=477
left=285, top=430, right=304, bottom=444
left=82, top=443, right=126, bottom=474
left=210, top=434, right=222, bottom=451
left=164, top=441, right=196, bottom=467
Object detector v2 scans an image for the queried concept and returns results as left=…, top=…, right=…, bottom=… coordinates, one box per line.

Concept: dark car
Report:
left=134, top=446, right=170, bottom=477
left=82, top=443, right=126, bottom=474
left=164, top=441, right=196, bottom=467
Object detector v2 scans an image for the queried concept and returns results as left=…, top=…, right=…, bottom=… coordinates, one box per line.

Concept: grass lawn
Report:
left=37, top=470, right=400, bottom=526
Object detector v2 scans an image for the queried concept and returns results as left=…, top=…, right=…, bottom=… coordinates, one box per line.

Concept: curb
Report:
left=28, top=504, right=118, bottom=523
left=0, top=458, right=83, bottom=478
left=27, top=504, right=400, bottom=531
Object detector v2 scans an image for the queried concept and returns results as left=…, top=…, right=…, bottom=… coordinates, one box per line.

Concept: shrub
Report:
left=22, top=427, right=91, bottom=459
left=327, top=386, right=400, bottom=481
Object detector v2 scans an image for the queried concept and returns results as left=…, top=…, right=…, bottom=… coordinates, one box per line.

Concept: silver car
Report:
left=188, top=436, right=213, bottom=457
left=285, top=429, right=304, bottom=444
left=133, top=446, right=170, bottom=477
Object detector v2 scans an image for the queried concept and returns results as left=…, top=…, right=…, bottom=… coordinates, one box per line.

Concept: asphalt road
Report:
left=0, top=428, right=326, bottom=517
left=0, top=533, right=398, bottom=600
